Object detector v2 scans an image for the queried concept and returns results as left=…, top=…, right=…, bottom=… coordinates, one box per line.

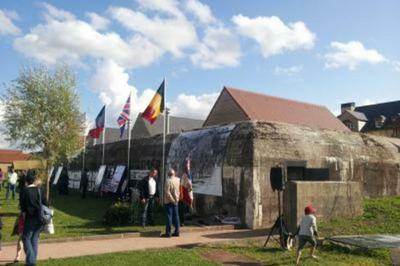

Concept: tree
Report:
left=2, top=65, right=85, bottom=199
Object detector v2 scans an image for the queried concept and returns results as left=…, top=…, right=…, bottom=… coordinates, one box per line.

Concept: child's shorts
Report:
left=298, top=235, right=317, bottom=250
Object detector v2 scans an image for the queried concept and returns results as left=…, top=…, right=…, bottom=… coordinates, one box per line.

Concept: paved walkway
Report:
left=392, top=248, right=400, bottom=266
left=0, top=229, right=266, bottom=265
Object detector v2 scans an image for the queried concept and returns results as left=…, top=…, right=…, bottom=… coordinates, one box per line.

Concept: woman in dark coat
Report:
left=20, top=172, right=48, bottom=266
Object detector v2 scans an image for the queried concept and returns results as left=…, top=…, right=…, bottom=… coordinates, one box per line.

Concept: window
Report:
left=375, top=115, right=386, bottom=128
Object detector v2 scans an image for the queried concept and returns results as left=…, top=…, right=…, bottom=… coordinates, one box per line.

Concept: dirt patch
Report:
left=201, top=250, right=262, bottom=266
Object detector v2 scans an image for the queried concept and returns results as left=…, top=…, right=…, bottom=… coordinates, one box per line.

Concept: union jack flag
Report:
left=117, top=94, right=131, bottom=138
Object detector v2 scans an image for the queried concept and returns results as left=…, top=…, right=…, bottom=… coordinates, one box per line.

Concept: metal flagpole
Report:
left=161, top=78, right=167, bottom=204
left=102, top=107, right=106, bottom=165
left=83, top=135, right=86, bottom=171
left=127, top=117, right=131, bottom=181
left=82, top=113, right=87, bottom=171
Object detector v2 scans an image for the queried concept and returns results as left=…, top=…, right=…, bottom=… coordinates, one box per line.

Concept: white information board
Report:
left=95, top=165, right=106, bottom=190
left=53, top=167, right=63, bottom=185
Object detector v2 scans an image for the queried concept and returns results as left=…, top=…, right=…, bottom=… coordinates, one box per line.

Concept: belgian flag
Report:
left=142, top=80, right=165, bottom=124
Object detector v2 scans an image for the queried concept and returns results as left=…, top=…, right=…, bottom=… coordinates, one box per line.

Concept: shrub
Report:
left=103, top=202, right=132, bottom=226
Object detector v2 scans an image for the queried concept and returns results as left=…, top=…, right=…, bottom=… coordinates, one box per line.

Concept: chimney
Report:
left=341, top=102, right=355, bottom=114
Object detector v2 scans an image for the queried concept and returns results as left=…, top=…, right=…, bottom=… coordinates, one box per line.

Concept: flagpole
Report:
left=161, top=78, right=167, bottom=204
left=102, top=107, right=106, bottom=165
left=82, top=113, right=86, bottom=172
left=83, top=134, right=86, bottom=171
left=127, top=116, right=131, bottom=181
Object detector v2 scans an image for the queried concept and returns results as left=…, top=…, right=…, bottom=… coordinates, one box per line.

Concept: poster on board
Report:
left=53, top=167, right=63, bottom=185
left=167, top=124, right=235, bottom=196
left=95, top=165, right=106, bottom=191
left=108, top=165, right=125, bottom=193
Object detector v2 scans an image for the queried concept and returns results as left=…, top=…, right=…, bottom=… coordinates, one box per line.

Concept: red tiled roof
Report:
left=0, top=149, right=30, bottom=164
left=224, top=87, right=350, bottom=132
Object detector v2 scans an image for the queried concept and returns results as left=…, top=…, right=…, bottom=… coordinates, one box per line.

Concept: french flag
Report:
left=89, top=105, right=105, bottom=139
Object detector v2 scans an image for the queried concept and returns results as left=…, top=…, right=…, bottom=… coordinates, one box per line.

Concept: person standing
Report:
left=57, top=168, right=69, bottom=195
left=6, top=168, right=18, bottom=200
left=80, top=169, right=89, bottom=199
left=20, top=172, right=48, bottom=266
left=161, top=169, right=180, bottom=238
left=179, top=159, right=193, bottom=226
left=138, top=169, right=159, bottom=226
left=18, top=170, right=27, bottom=195
left=296, top=205, right=319, bottom=266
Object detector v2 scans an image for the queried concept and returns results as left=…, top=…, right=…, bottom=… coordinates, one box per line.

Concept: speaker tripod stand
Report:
left=264, top=190, right=291, bottom=249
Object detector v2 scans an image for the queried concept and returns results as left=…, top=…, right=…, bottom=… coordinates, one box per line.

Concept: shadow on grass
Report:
left=48, top=190, right=167, bottom=236
left=202, top=229, right=267, bottom=240
left=321, top=242, right=389, bottom=260
left=0, top=212, right=18, bottom=217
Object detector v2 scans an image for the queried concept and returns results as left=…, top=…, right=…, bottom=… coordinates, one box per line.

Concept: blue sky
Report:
left=0, top=0, right=399, bottom=147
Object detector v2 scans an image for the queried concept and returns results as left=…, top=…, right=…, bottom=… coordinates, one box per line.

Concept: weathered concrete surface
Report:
left=283, top=181, right=363, bottom=232
left=251, top=121, right=400, bottom=229
left=71, top=120, right=400, bottom=230
left=73, top=133, right=178, bottom=170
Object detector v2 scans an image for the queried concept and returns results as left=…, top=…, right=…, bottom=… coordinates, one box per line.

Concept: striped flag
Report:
left=89, top=105, right=105, bottom=139
left=142, top=80, right=165, bottom=124
left=117, top=94, right=131, bottom=138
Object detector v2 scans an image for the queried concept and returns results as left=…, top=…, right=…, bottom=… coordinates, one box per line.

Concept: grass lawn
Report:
left=319, top=196, right=400, bottom=236
left=32, top=244, right=392, bottom=265
left=223, top=243, right=392, bottom=266
left=0, top=187, right=167, bottom=242
left=39, top=248, right=218, bottom=266
left=1, top=186, right=398, bottom=265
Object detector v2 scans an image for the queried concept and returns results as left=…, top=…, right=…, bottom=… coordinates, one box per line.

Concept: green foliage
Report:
left=103, top=202, right=133, bottom=226
left=1, top=64, right=84, bottom=164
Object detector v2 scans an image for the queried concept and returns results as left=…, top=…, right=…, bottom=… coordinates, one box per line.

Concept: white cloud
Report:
left=0, top=9, right=21, bottom=36
left=86, top=12, right=110, bottom=30
left=41, top=2, right=75, bottom=22
left=274, top=65, right=303, bottom=76
left=232, top=14, right=315, bottom=58
left=360, top=99, right=376, bottom=106
left=191, top=26, right=241, bottom=69
left=324, top=41, right=386, bottom=70
left=185, top=0, right=216, bottom=25
left=169, top=92, right=219, bottom=119
left=14, top=3, right=163, bottom=68
left=136, top=0, right=183, bottom=18
left=0, top=101, right=12, bottom=149
left=392, top=60, right=400, bottom=72
left=110, top=6, right=197, bottom=57
left=91, top=59, right=218, bottom=123
left=90, top=60, right=157, bottom=125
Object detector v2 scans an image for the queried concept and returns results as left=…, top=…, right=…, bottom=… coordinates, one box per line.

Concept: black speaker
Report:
left=270, top=167, right=285, bottom=191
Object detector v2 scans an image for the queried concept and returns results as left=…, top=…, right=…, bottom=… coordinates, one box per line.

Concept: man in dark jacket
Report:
left=80, top=169, right=89, bottom=199
left=20, top=171, right=48, bottom=266
left=138, top=169, right=159, bottom=226
left=57, top=168, right=69, bottom=195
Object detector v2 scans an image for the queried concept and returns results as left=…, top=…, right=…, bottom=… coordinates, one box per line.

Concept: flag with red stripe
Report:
left=142, top=80, right=165, bottom=124
left=117, top=94, right=131, bottom=138
left=89, top=105, right=105, bottom=139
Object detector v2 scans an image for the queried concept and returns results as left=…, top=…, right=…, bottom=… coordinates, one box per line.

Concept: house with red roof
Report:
left=204, top=87, right=349, bottom=132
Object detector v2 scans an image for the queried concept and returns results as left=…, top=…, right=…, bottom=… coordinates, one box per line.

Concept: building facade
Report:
left=338, top=101, right=400, bottom=138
